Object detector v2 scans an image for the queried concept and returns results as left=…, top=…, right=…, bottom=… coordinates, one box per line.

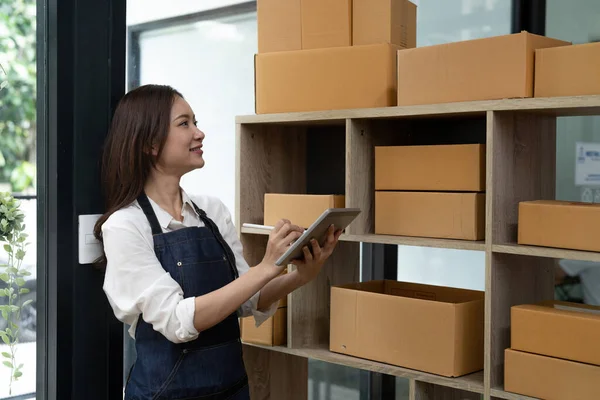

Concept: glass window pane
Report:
left=547, top=0, right=600, bottom=307
left=0, top=0, right=37, bottom=397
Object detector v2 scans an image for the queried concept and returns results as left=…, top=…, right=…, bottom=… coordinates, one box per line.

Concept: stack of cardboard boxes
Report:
left=255, top=0, right=417, bottom=113
left=374, top=144, right=486, bottom=241
left=505, top=301, right=600, bottom=399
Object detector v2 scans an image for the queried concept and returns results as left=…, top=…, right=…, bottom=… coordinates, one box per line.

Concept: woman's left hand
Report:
left=291, top=225, right=342, bottom=284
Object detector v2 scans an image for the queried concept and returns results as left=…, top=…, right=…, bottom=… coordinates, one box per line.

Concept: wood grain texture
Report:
left=490, top=387, right=539, bottom=400
left=245, top=343, right=485, bottom=394
left=493, top=244, right=600, bottom=262
left=237, top=95, right=600, bottom=124
left=288, top=241, right=360, bottom=348
left=484, top=111, right=556, bottom=396
left=487, top=253, right=554, bottom=391
left=243, top=345, right=308, bottom=400
left=345, top=119, right=376, bottom=235
left=487, top=111, right=556, bottom=245
left=236, top=123, right=307, bottom=230
left=413, top=381, right=482, bottom=400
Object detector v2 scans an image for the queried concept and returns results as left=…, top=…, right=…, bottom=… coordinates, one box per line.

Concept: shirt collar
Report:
left=145, top=188, right=196, bottom=230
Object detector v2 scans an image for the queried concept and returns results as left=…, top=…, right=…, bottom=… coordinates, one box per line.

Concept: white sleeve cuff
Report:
left=240, top=290, right=280, bottom=327
left=174, top=297, right=199, bottom=342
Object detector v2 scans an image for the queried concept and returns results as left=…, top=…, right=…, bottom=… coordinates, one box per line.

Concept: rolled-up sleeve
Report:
left=102, top=216, right=199, bottom=343
left=216, top=201, right=279, bottom=326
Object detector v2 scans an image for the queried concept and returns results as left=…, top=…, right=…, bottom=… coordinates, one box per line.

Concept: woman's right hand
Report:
left=260, top=219, right=303, bottom=276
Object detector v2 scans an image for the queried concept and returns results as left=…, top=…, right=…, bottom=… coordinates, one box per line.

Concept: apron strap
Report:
left=137, top=193, right=163, bottom=236
left=191, top=201, right=239, bottom=280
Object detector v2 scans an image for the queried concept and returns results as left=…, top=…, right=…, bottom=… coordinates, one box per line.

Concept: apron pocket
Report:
left=153, top=339, right=247, bottom=400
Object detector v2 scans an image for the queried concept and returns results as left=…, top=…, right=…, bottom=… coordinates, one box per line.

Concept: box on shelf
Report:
left=518, top=200, right=600, bottom=252
left=505, top=349, right=600, bottom=400
left=396, top=31, right=570, bottom=106
left=353, top=0, right=417, bottom=48
left=255, top=43, right=399, bottom=114
left=301, top=0, right=352, bottom=49
left=375, top=191, right=485, bottom=240
left=330, top=280, right=484, bottom=377
left=535, top=41, right=600, bottom=98
left=511, top=301, right=600, bottom=366
left=257, top=0, right=302, bottom=53
left=241, top=307, right=287, bottom=346
left=375, top=144, right=485, bottom=191
left=264, top=193, right=345, bottom=228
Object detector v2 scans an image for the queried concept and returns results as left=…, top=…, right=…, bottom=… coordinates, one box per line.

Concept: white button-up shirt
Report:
left=101, top=189, right=278, bottom=343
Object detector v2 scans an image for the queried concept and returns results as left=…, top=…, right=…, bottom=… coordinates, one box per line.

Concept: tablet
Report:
left=275, top=208, right=361, bottom=266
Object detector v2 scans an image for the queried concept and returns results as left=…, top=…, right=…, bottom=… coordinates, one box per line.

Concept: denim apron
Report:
left=124, top=193, right=250, bottom=400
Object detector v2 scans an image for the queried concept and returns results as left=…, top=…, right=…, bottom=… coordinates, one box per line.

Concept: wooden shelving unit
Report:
left=235, top=95, right=600, bottom=400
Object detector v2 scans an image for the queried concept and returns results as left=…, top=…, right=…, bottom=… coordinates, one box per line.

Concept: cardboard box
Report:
left=518, top=200, right=600, bottom=252
left=375, top=192, right=485, bottom=240
left=353, top=0, right=416, bottom=48
left=301, top=0, right=352, bottom=49
left=241, top=307, right=287, bottom=346
left=397, top=32, right=570, bottom=106
left=375, top=144, right=485, bottom=191
left=535, top=41, right=600, bottom=97
left=505, top=349, right=600, bottom=400
left=264, top=194, right=345, bottom=228
left=257, top=0, right=302, bottom=53
left=255, top=43, right=399, bottom=114
left=330, top=280, right=484, bottom=377
left=511, top=301, right=600, bottom=366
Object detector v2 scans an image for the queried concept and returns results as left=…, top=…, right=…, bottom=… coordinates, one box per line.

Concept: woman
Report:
left=94, top=84, right=342, bottom=400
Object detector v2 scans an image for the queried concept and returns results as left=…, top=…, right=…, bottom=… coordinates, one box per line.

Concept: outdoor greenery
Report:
left=0, top=192, right=31, bottom=395
left=0, top=0, right=37, bottom=193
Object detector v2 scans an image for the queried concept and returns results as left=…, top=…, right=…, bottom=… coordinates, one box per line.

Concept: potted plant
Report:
left=0, top=192, right=32, bottom=395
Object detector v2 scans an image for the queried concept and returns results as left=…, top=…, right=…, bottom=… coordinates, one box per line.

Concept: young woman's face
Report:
left=155, top=96, right=205, bottom=176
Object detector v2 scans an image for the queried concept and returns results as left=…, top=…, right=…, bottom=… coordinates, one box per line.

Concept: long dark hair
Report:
left=93, top=84, right=183, bottom=252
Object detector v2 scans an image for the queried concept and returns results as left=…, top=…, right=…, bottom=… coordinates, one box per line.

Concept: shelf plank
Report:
left=242, top=343, right=485, bottom=394
left=236, top=95, right=600, bottom=125
left=490, top=387, right=539, bottom=400
left=493, top=243, right=600, bottom=262
left=240, top=227, right=486, bottom=251
left=342, top=233, right=485, bottom=251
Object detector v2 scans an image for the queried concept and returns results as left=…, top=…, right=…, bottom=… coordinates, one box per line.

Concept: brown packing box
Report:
left=301, top=0, right=352, bottom=49
left=255, top=43, right=399, bottom=114
left=375, top=144, right=485, bottom=192
left=397, top=31, right=570, bottom=106
left=264, top=194, right=345, bottom=228
left=353, top=0, right=417, bottom=49
left=330, top=280, right=484, bottom=377
left=511, top=301, right=600, bottom=366
left=375, top=192, right=485, bottom=240
left=535, top=41, right=600, bottom=97
left=505, top=349, right=600, bottom=400
left=257, top=0, right=302, bottom=53
left=518, top=200, right=600, bottom=252
left=241, top=307, right=287, bottom=346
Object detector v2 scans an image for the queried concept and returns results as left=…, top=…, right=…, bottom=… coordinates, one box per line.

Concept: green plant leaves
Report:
left=19, top=288, right=29, bottom=294
left=0, top=332, right=9, bottom=345
left=15, top=277, right=25, bottom=286
left=22, top=299, right=32, bottom=307
left=0, top=273, right=8, bottom=282
left=3, top=361, right=13, bottom=368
